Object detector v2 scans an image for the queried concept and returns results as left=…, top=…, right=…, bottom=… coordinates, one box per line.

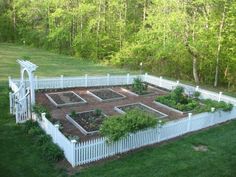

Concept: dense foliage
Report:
left=195, top=99, right=233, bottom=113
left=100, top=109, right=159, bottom=142
left=0, top=0, right=235, bottom=89
left=132, top=77, right=147, bottom=95
left=33, top=104, right=51, bottom=120
left=156, top=86, right=233, bottom=113
left=156, top=86, right=199, bottom=112
left=22, top=120, right=64, bottom=162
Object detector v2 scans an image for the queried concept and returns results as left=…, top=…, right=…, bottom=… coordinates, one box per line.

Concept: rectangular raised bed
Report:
left=66, top=110, right=107, bottom=135
left=114, top=102, right=168, bottom=119
left=87, top=88, right=126, bottom=102
left=153, top=101, right=191, bottom=115
left=45, top=91, right=87, bottom=107
left=121, top=85, right=166, bottom=96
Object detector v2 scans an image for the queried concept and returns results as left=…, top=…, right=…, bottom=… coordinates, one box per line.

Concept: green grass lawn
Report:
left=0, top=43, right=137, bottom=81
left=0, top=43, right=236, bottom=177
left=0, top=85, right=236, bottom=177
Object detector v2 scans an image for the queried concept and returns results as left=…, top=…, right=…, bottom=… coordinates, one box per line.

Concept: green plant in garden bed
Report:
left=156, top=86, right=199, bottom=112
left=156, top=86, right=233, bottom=113
left=194, top=99, right=233, bottom=113
left=132, top=77, right=148, bottom=95
left=33, top=104, right=51, bottom=120
left=100, top=109, right=160, bottom=142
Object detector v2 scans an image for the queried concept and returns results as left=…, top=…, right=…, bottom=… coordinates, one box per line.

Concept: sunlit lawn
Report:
left=0, top=43, right=137, bottom=81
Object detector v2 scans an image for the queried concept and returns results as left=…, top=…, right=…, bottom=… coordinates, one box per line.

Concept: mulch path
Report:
left=36, top=86, right=186, bottom=142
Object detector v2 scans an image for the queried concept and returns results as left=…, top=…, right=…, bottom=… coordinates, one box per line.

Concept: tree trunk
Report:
left=192, top=56, right=199, bottom=84
left=214, top=2, right=226, bottom=87
left=12, top=0, right=16, bottom=41
left=96, top=0, right=102, bottom=59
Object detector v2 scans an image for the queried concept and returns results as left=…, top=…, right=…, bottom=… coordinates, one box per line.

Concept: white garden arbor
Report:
left=9, top=60, right=38, bottom=123
left=17, top=59, right=38, bottom=105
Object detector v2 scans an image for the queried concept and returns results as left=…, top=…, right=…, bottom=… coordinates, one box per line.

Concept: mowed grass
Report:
left=0, top=43, right=236, bottom=177
left=0, top=85, right=236, bottom=177
left=0, top=43, right=137, bottom=80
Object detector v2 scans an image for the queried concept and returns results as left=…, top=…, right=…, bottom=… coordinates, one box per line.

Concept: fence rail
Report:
left=10, top=74, right=140, bottom=90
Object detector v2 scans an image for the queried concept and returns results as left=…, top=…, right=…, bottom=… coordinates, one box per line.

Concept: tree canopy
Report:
left=0, top=0, right=235, bottom=89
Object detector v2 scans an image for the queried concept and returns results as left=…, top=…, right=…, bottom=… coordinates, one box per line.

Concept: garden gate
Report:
left=9, top=60, right=37, bottom=123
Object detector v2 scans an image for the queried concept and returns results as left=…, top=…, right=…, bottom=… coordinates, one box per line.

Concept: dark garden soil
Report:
left=36, top=86, right=186, bottom=142
left=89, top=89, right=125, bottom=101
left=70, top=110, right=106, bottom=132
left=48, top=91, right=85, bottom=105
left=117, top=103, right=166, bottom=118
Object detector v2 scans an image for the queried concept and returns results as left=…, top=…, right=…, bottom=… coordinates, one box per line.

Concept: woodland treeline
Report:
left=0, top=0, right=235, bottom=89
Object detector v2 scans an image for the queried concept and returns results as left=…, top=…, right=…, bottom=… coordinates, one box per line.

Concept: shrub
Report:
left=170, top=86, right=188, bottom=104
left=33, top=104, right=51, bottom=120
left=21, top=120, right=64, bottom=162
left=22, top=120, right=38, bottom=133
left=193, top=91, right=201, bottom=99
left=100, top=109, right=159, bottom=142
left=36, top=134, right=52, bottom=146
left=27, top=126, right=43, bottom=136
left=201, top=99, right=233, bottom=112
left=132, top=77, right=147, bottom=95
left=41, top=142, right=64, bottom=162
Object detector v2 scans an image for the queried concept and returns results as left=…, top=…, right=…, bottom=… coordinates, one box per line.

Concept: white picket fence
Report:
left=37, top=107, right=236, bottom=167
left=9, top=73, right=236, bottom=106
left=144, top=74, right=236, bottom=105
left=35, top=113, right=75, bottom=165
left=10, top=74, right=139, bottom=90
left=9, top=73, right=236, bottom=167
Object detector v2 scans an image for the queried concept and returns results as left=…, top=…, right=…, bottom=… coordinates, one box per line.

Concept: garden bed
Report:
left=45, top=91, right=86, bottom=107
left=153, top=101, right=188, bottom=114
left=121, top=85, right=159, bottom=96
left=87, top=88, right=126, bottom=102
left=114, top=103, right=168, bottom=119
left=155, top=86, right=233, bottom=114
left=66, top=109, right=107, bottom=135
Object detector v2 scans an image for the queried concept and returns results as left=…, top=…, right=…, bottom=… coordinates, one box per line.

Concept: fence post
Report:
left=41, top=112, right=46, bottom=120
left=195, top=86, right=199, bottom=91
left=60, top=75, right=64, bottom=88
left=126, top=73, right=130, bottom=85
left=8, top=76, right=11, bottom=88
left=54, top=124, right=60, bottom=143
left=107, top=73, right=110, bottom=86
left=85, top=74, right=88, bottom=87
left=71, top=139, right=77, bottom=167
left=187, top=113, right=192, bottom=132
left=218, top=92, right=222, bottom=102
left=160, top=76, right=163, bottom=87
left=176, top=80, right=179, bottom=86
left=35, top=76, right=38, bottom=90
left=15, top=103, right=19, bottom=123
left=144, top=73, right=148, bottom=82
left=211, top=107, right=215, bottom=125
left=157, top=120, right=162, bottom=142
